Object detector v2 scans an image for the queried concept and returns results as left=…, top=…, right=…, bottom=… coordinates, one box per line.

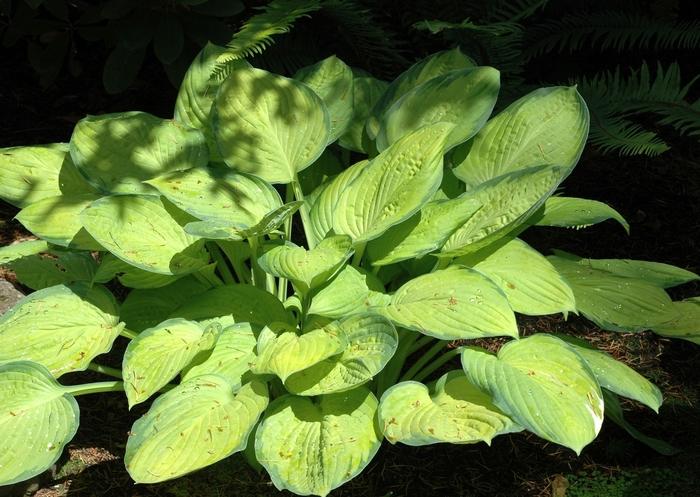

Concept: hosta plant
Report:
left=1, top=46, right=698, bottom=495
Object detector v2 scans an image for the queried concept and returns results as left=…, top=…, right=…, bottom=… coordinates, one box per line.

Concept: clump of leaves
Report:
left=1, top=47, right=698, bottom=495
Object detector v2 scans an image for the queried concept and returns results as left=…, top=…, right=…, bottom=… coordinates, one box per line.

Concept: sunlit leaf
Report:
left=529, top=196, right=629, bottom=233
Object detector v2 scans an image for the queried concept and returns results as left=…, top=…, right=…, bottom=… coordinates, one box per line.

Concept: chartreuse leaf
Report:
left=549, top=255, right=678, bottom=332
left=123, top=318, right=220, bottom=407
left=453, top=86, right=589, bottom=189
left=81, top=195, right=207, bottom=276
left=333, top=124, right=450, bottom=243
left=441, top=165, right=563, bottom=257
left=530, top=196, right=629, bottom=233
left=146, top=166, right=282, bottom=226
left=0, top=362, right=79, bottom=486
left=379, top=370, right=521, bottom=446
left=70, top=111, right=208, bottom=194
left=461, top=334, right=604, bottom=454
left=125, top=376, right=268, bottom=483
left=366, top=47, right=475, bottom=139
left=284, top=313, right=398, bottom=395
left=255, top=387, right=381, bottom=497
left=182, top=323, right=257, bottom=387
left=0, top=143, right=94, bottom=208
left=367, top=195, right=481, bottom=266
left=376, top=266, right=518, bottom=340
left=258, top=235, right=353, bottom=293
left=7, top=249, right=97, bottom=291
left=0, top=284, right=122, bottom=377
left=16, top=194, right=102, bottom=250
left=552, top=250, right=698, bottom=289
left=457, top=238, right=576, bottom=316
left=170, top=284, right=295, bottom=328
left=213, top=66, right=330, bottom=184
left=93, top=253, right=187, bottom=289
left=308, top=265, right=380, bottom=319
left=557, top=335, right=662, bottom=412
left=0, top=240, right=49, bottom=264
left=339, top=75, right=388, bottom=153
left=652, top=298, right=700, bottom=344
left=295, top=55, right=354, bottom=142
left=376, top=67, right=500, bottom=151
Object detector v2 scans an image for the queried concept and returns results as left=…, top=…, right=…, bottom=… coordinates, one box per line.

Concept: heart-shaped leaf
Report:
left=339, top=75, right=388, bottom=153
left=0, top=240, right=50, bottom=264
left=308, top=265, right=381, bottom=319
left=7, top=249, right=96, bottom=291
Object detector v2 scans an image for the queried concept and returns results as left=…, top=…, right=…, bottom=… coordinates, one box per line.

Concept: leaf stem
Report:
left=412, top=348, right=461, bottom=383
left=278, top=185, right=294, bottom=301
left=63, top=381, right=125, bottom=397
left=375, top=329, right=418, bottom=397
left=248, top=237, right=268, bottom=291
left=217, top=241, right=251, bottom=284
left=408, top=335, right=435, bottom=355
left=119, top=328, right=138, bottom=340
left=207, top=242, right=236, bottom=284
left=400, top=340, right=446, bottom=382
left=291, top=177, right=316, bottom=248
left=352, top=242, right=366, bottom=267
left=87, top=363, right=123, bottom=379
left=432, top=257, right=451, bottom=272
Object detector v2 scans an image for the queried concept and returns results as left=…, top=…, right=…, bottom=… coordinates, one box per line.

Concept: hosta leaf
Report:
left=295, top=55, right=354, bottom=142
left=182, top=323, right=257, bottom=387
left=441, top=165, right=563, bottom=257
left=0, top=240, right=49, bottom=264
left=453, top=86, right=589, bottom=189
left=284, top=313, right=398, bottom=395
left=339, top=75, right=388, bottom=153
left=367, top=195, right=481, bottom=266
left=16, top=194, right=102, bottom=250
left=81, top=195, right=207, bottom=275
left=457, top=238, right=576, bottom=316
left=308, top=265, right=378, bottom=319
left=379, top=371, right=521, bottom=446
left=376, top=67, right=499, bottom=151
left=557, top=335, right=662, bottom=412
left=146, top=166, right=282, bottom=226
left=549, top=256, right=678, bottom=332
left=530, top=196, right=629, bottom=233
left=652, top=298, right=700, bottom=344
left=125, top=377, right=268, bottom=483
left=70, top=111, right=208, bottom=194
left=298, top=149, right=344, bottom=195
left=255, top=387, right=381, bottom=497
left=333, top=124, right=449, bottom=243
left=461, top=334, right=604, bottom=454
left=0, top=284, right=122, bottom=377
left=93, top=253, right=187, bottom=289
left=123, top=318, right=220, bottom=407
left=8, top=249, right=96, bottom=291
left=258, top=235, right=353, bottom=293
left=376, top=266, right=518, bottom=340
left=367, top=48, right=475, bottom=139
left=213, top=66, right=330, bottom=184
left=0, top=362, right=79, bottom=485
left=170, top=284, right=295, bottom=327
left=0, top=143, right=95, bottom=208
left=120, top=276, right=209, bottom=331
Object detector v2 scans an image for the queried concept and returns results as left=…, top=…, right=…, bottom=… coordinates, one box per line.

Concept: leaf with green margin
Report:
left=81, top=195, right=207, bottom=275
left=70, top=111, right=208, bottom=194
left=284, top=313, right=398, bottom=395
left=548, top=255, right=678, bottom=332
left=16, top=194, right=102, bottom=250
left=378, top=370, right=521, bottom=446
left=120, top=276, right=210, bottom=331
left=339, top=75, right=388, bottom=153
left=295, top=55, right=354, bottom=142
left=146, top=166, right=282, bottom=226
left=375, top=266, right=518, bottom=340
left=213, top=66, right=330, bottom=184
left=367, top=195, right=481, bottom=266
left=182, top=323, right=257, bottom=387
left=551, top=250, right=699, bottom=289
left=652, top=298, right=700, bottom=344
left=255, top=387, right=381, bottom=497
left=93, top=253, right=188, bottom=289
left=461, top=334, right=604, bottom=454
left=0, top=284, right=122, bottom=377
left=456, top=238, right=576, bottom=316
left=441, top=165, right=563, bottom=257
left=308, top=265, right=383, bottom=319
left=376, top=67, right=500, bottom=152
left=366, top=47, right=475, bottom=139
left=529, top=196, right=629, bottom=233
left=258, top=235, right=353, bottom=293
left=0, top=240, right=49, bottom=264
left=8, top=249, right=96, bottom=290
left=123, top=318, right=220, bottom=407
left=0, top=143, right=95, bottom=208
left=125, top=376, right=268, bottom=483
left=333, top=124, right=450, bottom=243
left=556, top=334, right=662, bottom=412
left=170, top=284, right=295, bottom=327
left=0, top=361, right=79, bottom=486
left=453, top=86, right=589, bottom=189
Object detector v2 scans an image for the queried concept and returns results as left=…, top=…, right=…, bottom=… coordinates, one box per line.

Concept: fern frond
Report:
left=588, top=114, right=670, bottom=157
left=414, top=19, right=521, bottom=37
left=212, top=0, right=322, bottom=80
left=487, top=0, right=549, bottom=22
left=525, top=11, right=700, bottom=60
